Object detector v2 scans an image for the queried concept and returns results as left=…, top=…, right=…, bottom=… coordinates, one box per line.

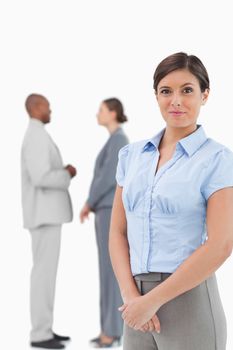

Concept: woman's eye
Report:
left=183, top=87, right=193, bottom=94
left=160, top=89, right=171, bottom=95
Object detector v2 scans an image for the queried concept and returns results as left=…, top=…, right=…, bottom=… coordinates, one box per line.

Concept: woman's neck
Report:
left=107, top=122, right=121, bottom=134
left=160, top=124, right=198, bottom=148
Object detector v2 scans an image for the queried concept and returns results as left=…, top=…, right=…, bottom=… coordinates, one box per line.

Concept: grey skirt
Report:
left=123, top=272, right=227, bottom=350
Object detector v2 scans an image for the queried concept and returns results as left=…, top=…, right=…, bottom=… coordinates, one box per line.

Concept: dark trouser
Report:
left=123, top=272, right=227, bottom=350
left=95, top=207, right=123, bottom=337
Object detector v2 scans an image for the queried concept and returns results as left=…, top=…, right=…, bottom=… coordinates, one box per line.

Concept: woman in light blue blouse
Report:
left=109, top=52, right=233, bottom=350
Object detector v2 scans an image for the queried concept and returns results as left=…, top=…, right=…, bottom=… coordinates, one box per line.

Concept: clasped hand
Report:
left=119, top=295, right=161, bottom=333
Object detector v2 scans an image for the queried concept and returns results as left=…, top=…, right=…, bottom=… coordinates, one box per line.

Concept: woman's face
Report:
left=97, top=102, right=116, bottom=126
left=156, top=69, right=209, bottom=129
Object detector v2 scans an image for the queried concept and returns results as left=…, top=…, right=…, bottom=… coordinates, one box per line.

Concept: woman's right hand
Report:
left=122, top=292, right=161, bottom=334
left=79, top=203, right=91, bottom=223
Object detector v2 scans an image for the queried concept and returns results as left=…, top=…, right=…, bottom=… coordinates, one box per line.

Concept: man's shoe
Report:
left=53, top=333, right=71, bottom=342
left=30, top=338, right=65, bottom=349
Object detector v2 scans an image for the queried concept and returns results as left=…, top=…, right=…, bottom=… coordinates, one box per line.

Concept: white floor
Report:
left=1, top=222, right=123, bottom=350
left=22, top=339, right=123, bottom=350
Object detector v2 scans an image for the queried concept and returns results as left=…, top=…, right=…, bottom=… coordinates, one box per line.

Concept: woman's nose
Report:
left=171, top=94, right=181, bottom=107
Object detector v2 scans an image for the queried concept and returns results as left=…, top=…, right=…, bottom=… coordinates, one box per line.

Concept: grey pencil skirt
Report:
left=123, top=272, right=227, bottom=350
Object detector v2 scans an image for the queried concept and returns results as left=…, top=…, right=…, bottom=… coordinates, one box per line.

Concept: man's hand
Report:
left=65, top=164, right=77, bottom=178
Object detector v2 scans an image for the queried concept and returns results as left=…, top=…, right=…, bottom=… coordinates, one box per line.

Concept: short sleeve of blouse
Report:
left=202, top=148, right=233, bottom=201
left=115, top=144, right=130, bottom=187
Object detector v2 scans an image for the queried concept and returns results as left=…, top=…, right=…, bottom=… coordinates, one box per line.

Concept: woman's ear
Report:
left=202, top=88, right=210, bottom=105
left=110, top=110, right=117, bottom=121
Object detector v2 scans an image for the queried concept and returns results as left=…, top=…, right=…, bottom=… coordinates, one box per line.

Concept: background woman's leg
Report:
left=95, top=208, right=123, bottom=338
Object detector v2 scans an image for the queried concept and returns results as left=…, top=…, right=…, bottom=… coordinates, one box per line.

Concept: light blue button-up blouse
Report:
left=116, top=125, right=233, bottom=275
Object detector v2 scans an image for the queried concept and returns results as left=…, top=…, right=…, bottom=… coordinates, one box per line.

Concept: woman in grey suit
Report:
left=80, top=98, right=129, bottom=348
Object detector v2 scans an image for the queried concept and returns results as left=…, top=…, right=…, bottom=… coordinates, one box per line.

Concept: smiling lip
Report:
left=169, top=111, right=185, bottom=116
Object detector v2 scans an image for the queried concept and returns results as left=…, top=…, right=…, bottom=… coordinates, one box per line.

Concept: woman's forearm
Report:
left=109, top=186, right=140, bottom=301
left=147, top=240, right=232, bottom=308
left=109, top=231, right=139, bottom=301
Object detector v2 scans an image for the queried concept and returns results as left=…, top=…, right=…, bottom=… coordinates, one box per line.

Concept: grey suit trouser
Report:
left=95, top=208, right=123, bottom=337
left=123, top=272, right=227, bottom=350
left=29, top=224, right=61, bottom=342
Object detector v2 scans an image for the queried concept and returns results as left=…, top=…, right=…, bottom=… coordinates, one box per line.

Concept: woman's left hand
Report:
left=119, top=294, right=160, bottom=330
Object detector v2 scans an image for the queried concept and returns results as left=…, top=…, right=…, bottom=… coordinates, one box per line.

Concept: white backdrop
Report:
left=0, top=1, right=233, bottom=349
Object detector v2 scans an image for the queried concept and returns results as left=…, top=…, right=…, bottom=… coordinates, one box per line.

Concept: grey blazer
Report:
left=21, top=119, right=73, bottom=229
left=87, top=127, right=129, bottom=211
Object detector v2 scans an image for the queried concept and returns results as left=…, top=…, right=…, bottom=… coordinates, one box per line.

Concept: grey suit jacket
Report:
left=87, top=127, right=129, bottom=211
left=21, top=119, right=73, bottom=229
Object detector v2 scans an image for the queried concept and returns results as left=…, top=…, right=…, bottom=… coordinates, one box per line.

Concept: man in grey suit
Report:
left=21, top=94, right=76, bottom=349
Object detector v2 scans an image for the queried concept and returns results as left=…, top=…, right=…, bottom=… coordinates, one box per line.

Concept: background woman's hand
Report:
left=79, top=203, right=91, bottom=223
